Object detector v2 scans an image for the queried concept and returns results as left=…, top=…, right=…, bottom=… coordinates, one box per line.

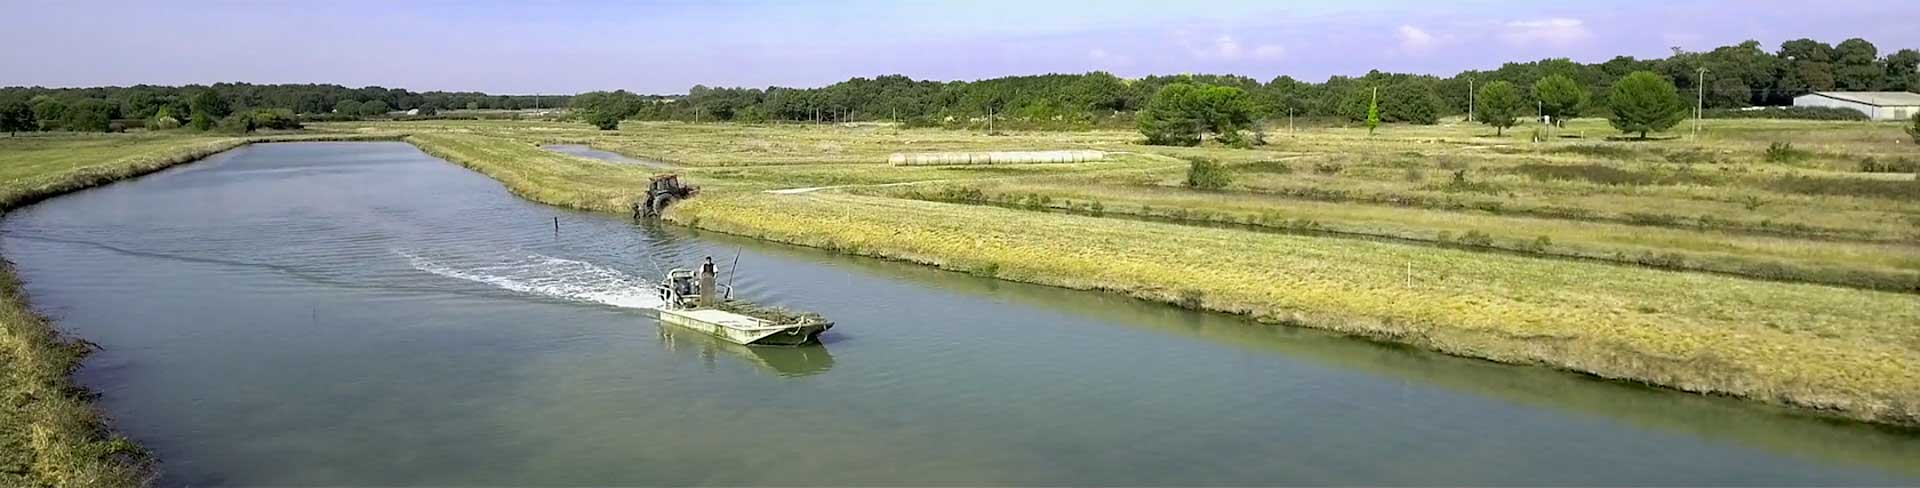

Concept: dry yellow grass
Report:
left=670, top=191, right=1920, bottom=425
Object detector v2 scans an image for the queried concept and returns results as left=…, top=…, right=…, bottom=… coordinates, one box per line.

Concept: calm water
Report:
left=4, top=142, right=1918, bottom=486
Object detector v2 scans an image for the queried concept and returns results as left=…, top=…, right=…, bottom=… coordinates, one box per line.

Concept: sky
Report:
left=3, top=0, right=1916, bottom=95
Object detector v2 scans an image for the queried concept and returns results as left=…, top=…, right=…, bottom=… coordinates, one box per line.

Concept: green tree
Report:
left=334, top=100, right=362, bottom=115
left=1475, top=81, right=1522, bottom=136
left=61, top=99, right=117, bottom=132
left=0, top=97, right=33, bottom=135
left=1365, top=88, right=1380, bottom=135
left=1833, top=38, right=1884, bottom=90
left=1381, top=82, right=1440, bottom=125
left=570, top=90, right=642, bottom=130
left=1532, top=74, right=1586, bottom=126
left=358, top=100, right=391, bottom=116
left=188, top=90, right=229, bottom=131
left=1607, top=71, right=1687, bottom=139
left=31, top=97, right=67, bottom=131
left=1137, top=82, right=1254, bottom=146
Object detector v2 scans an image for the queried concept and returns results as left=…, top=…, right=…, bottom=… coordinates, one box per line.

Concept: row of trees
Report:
left=0, top=83, right=570, bottom=133
left=1139, top=69, right=1699, bottom=144
left=592, top=37, right=1912, bottom=128
left=1470, top=71, right=1687, bottom=138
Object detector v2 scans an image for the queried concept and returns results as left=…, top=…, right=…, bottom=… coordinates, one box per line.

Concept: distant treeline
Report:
left=5, top=37, right=1917, bottom=134
left=0, top=83, right=570, bottom=132
left=586, top=38, right=1917, bottom=129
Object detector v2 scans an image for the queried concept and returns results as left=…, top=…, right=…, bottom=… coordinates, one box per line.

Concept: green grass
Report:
left=4, top=116, right=1919, bottom=482
left=877, top=180, right=1920, bottom=292
left=396, top=119, right=1920, bottom=427
left=669, top=191, right=1920, bottom=426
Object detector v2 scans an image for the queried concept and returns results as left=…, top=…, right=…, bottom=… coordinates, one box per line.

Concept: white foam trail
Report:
left=400, top=250, right=664, bottom=309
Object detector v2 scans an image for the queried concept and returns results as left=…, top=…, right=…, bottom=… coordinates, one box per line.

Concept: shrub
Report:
left=1908, top=113, right=1920, bottom=144
left=1312, top=162, right=1344, bottom=175
left=1510, top=163, right=1721, bottom=186
left=1242, top=160, right=1293, bottom=174
left=145, top=115, right=181, bottom=130
left=250, top=109, right=303, bottom=130
left=1702, top=106, right=1869, bottom=121
left=217, top=112, right=257, bottom=133
left=1763, top=141, right=1810, bottom=163
left=1857, top=157, right=1918, bottom=173
left=1767, top=174, right=1920, bottom=201
left=1546, top=145, right=1637, bottom=159
left=1660, top=148, right=1726, bottom=165
left=1185, top=158, right=1233, bottom=190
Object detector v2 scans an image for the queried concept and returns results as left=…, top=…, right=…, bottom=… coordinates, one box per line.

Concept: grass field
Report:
left=379, top=117, right=1920, bottom=426
left=1, top=117, right=1916, bottom=486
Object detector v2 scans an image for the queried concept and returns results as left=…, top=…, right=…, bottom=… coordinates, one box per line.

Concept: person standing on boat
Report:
left=699, top=256, right=718, bottom=307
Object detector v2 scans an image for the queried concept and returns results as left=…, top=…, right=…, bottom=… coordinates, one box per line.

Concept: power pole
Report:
left=1467, top=78, right=1474, bottom=123
left=1694, top=67, right=1708, bottom=139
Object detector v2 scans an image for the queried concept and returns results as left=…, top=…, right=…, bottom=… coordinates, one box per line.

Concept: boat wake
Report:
left=399, top=250, right=664, bottom=309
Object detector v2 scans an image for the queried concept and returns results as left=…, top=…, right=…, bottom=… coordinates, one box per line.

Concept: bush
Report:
left=217, top=113, right=257, bottom=133
left=1242, top=160, right=1293, bottom=174
left=1511, top=163, right=1722, bottom=186
left=1312, top=162, right=1344, bottom=175
left=1857, top=157, right=1918, bottom=173
left=250, top=109, right=303, bottom=130
left=1546, top=145, right=1637, bottom=159
left=1703, top=106, right=1869, bottom=121
left=1908, top=113, right=1920, bottom=144
left=1767, top=174, right=1920, bottom=201
left=1185, top=158, right=1233, bottom=190
left=1763, top=141, right=1810, bottom=163
left=145, top=115, right=181, bottom=130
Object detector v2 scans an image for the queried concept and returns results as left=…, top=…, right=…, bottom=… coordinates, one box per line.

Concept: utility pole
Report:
left=1289, top=107, right=1295, bottom=136
left=1694, top=67, right=1708, bottom=139
left=1467, top=78, right=1474, bottom=123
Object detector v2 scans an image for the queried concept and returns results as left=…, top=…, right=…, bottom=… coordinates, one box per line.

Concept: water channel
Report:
left=4, top=142, right=1916, bottom=485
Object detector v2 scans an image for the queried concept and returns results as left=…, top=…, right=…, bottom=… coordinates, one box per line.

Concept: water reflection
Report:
left=657, top=322, right=837, bottom=377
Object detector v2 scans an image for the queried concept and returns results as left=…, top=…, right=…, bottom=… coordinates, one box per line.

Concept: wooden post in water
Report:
left=552, top=217, right=559, bottom=237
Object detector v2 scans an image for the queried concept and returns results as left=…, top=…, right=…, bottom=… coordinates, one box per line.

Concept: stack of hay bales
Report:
left=890, top=150, right=1106, bottom=166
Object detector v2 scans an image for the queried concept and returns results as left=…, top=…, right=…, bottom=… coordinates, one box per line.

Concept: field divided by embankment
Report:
left=383, top=118, right=1920, bottom=426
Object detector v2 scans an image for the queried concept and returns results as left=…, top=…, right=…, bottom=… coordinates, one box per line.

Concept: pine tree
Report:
left=1607, top=71, right=1687, bottom=139
left=1475, top=81, right=1522, bottom=136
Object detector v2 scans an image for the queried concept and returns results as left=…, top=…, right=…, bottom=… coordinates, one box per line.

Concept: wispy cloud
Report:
left=1500, top=18, right=1591, bottom=47
left=1181, top=33, right=1284, bottom=61
left=1397, top=25, right=1439, bottom=54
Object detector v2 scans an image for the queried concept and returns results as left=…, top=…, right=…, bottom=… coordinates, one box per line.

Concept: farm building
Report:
left=1792, top=91, right=1920, bottom=120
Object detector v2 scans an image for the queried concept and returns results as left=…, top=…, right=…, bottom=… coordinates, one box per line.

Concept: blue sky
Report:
left=3, top=0, right=1915, bottom=94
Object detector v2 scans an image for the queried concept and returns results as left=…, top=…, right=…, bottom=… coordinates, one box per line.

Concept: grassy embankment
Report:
left=395, top=118, right=1919, bottom=427
left=0, top=131, right=399, bottom=487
